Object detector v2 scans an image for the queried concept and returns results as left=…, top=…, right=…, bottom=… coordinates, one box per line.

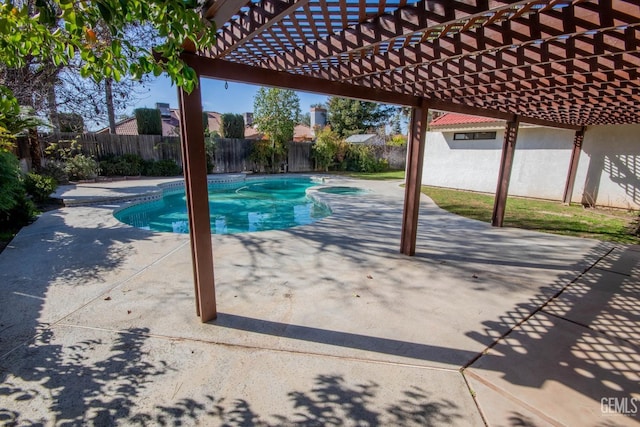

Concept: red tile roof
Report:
left=430, top=112, right=500, bottom=127
left=98, top=110, right=312, bottom=140
left=97, top=110, right=222, bottom=136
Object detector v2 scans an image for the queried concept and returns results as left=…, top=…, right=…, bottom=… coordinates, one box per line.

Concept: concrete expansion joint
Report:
left=53, top=322, right=462, bottom=373
left=459, top=369, right=490, bottom=427
left=463, top=369, right=563, bottom=426
left=462, top=246, right=616, bottom=370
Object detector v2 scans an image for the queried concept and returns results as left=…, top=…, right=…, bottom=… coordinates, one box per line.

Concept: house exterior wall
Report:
left=422, top=124, right=640, bottom=209
left=574, top=125, right=640, bottom=209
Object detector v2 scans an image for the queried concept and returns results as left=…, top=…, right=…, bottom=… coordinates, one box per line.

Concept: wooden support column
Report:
left=562, top=128, right=585, bottom=205
left=178, top=79, right=217, bottom=322
left=491, top=117, right=520, bottom=227
left=400, top=98, right=429, bottom=256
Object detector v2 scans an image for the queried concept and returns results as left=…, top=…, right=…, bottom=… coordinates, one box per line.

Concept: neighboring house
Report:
left=244, top=124, right=314, bottom=142
left=423, top=112, right=640, bottom=209
left=345, top=134, right=384, bottom=145
left=100, top=103, right=314, bottom=141
left=97, top=104, right=222, bottom=137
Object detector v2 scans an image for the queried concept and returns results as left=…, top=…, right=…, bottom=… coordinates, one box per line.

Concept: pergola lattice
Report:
left=175, top=0, right=640, bottom=320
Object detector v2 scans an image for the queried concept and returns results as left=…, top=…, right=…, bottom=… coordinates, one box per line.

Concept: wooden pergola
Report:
left=176, top=0, right=640, bottom=321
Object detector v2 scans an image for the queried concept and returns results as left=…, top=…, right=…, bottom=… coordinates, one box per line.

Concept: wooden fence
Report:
left=33, top=133, right=405, bottom=174
left=43, top=133, right=183, bottom=163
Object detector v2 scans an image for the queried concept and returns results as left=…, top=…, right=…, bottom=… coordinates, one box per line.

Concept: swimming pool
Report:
left=114, top=177, right=332, bottom=234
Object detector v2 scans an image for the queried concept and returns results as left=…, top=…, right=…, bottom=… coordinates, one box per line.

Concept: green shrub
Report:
left=41, top=160, right=69, bottom=184
left=99, top=154, right=144, bottom=176
left=25, top=173, right=58, bottom=202
left=135, top=108, right=162, bottom=135
left=65, top=154, right=100, bottom=181
left=0, top=151, right=35, bottom=230
left=143, top=159, right=182, bottom=176
left=0, top=151, right=24, bottom=213
left=344, top=144, right=387, bottom=173
left=249, top=140, right=275, bottom=172
left=387, top=134, right=407, bottom=146
left=311, top=127, right=344, bottom=171
left=221, top=113, right=245, bottom=138
left=205, top=136, right=216, bottom=173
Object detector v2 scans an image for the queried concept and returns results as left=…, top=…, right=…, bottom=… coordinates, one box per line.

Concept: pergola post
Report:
left=491, top=117, right=520, bottom=227
left=178, top=79, right=217, bottom=322
left=562, top=128, right=585, bottom=205
left=400, top=98, right=429, bottom=256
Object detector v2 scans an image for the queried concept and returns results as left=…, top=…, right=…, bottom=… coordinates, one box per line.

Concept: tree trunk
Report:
left=105, top=78, right=117, bottom=134
left=48, top=83, right=60, bottom=135
left=28, top=128, right=41, bottom=172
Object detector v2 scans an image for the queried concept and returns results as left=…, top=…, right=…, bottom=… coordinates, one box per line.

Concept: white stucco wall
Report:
left=422, top=124, right=640, bottom=209
left=423, top=126, right=575, bottom=199
left=573, top=125, right=640, bottom=209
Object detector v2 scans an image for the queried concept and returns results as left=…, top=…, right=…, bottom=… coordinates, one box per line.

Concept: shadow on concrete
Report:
left=144, top=374, right=462, bottom=426
left=0, top=327, right=168, bottom=425
left=466, top=243, right=640, bottom=421
left=1, top=332, right=463, bottom=426
left=212, top=313, right=478, bottom=363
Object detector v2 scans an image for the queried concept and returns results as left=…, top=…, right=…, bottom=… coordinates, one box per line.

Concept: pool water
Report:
left=115, top=178, right=331, bottom=234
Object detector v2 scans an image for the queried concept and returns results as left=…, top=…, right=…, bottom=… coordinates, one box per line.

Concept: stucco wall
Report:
left=573, top=125, right=640, bottom=209
left=422, top=124, right=640, bottom=209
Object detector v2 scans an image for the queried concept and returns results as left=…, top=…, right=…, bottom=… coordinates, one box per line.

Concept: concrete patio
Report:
left=0, top=176, right=638, bottom=426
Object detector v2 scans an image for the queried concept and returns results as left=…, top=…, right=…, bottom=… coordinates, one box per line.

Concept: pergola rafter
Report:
left=197, top=0, right=640, bottom=127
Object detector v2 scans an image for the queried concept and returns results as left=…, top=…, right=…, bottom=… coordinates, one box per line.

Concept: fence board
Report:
left=36, top=133, right=401, bottom=174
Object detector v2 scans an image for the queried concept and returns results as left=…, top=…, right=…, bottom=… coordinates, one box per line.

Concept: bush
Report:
left=135, top=108, right=162, bottom=135
left=143, top=159, right=182, bottom=176
left=41, top=160, right=69, bottom=184
left=249, top=140, right=275, bottom=172
left=99, top=154, right=144, bottom=176
left=0, top=151, right=35, bottom=230
left=311, top=127, right=343, bottom=172
left=387, top=135, right=407, bottom=146
left=65, top=154, right=100, bottom=181
left=344, top=144, right=387, bottom=173
left=0, top=151, right=24, bottom=213
left=24, top=173, right=58, bottom=202
left=221, top=113, right=245, bottom=138
left=205, top=136, right=216, bottom=173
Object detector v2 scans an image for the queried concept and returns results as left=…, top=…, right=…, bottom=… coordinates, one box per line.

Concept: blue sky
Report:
left=129, top=75, right=329, bottom=116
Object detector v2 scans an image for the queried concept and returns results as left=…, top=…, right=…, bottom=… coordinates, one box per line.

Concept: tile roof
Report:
left=429, top=113, right=501, bottom=128
left=99, top=110, right=313, bottom=141
left=97, top=110, right=222, bottom=137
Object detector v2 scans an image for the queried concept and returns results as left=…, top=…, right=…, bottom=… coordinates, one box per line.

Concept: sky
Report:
left=128, top=74, right=330, bottom=117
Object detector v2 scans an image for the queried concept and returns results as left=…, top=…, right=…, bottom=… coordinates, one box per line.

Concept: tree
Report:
left=0, top=0, right=215, bottom=128
left=326, top=97, right=394, bottom=137
left=300, top=112, right=311, bottom=127
left=220, top=113, right=245, bottom=138
left=53, top=22, right=156, bottom=132
left=135, top=108, right=162, bottom=135
left=58, top=113, right=84, bottom=133
left=253, top=88, right=300, bottom=171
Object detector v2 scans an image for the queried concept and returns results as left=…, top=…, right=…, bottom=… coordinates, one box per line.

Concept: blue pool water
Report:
left=115, top=177, right=331, bottom=234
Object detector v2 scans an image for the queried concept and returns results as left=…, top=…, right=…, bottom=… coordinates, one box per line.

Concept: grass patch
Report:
left=344, top=170, right=406, bottom=180
left=421, top=186, right=640, bottom=244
